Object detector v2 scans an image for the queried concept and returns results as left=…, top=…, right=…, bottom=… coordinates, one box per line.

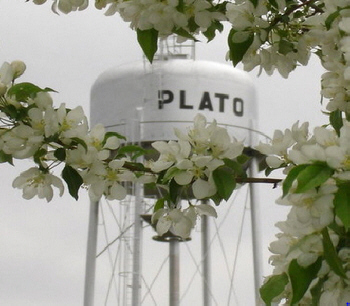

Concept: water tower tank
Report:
left=90, top=59, right=256, bottom=144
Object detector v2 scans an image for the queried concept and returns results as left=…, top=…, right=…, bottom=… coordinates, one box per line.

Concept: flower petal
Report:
left=195, top=204, right=218, bottom=218
left=156, top=216, right=172, bottom=236
left=174, top=171, right=193, bottom=185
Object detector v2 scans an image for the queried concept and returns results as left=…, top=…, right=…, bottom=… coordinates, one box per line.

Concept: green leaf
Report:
left=214, top=1, right=228, bottom=13
left=264, top=166, right=274, bottom=176
left=293, top=10, right=305, bottom=19
left=154, top=198, right=165, bottom=212
left=187, top=17, right=198, bottom=33
left=202, top=20, right=224, bottom=42
left=310, top=276, right=327, bottom=306
left=169, top=179, right=182, bottom=205
left=124, top=161, right=147, bottom=172
left=330, top=109, right=343, bottom=136
left=249, top=0, right=258, bottom=7
left=267, top=0, right=279, bottom=9
left=137, top=28, right=158, bottom=63
left=334, top=183, right=350, bottom=229
left=0, top=150, right=13, bottom=165
left=212, top=166, right=236, bottom=201
left=259, top=273, right=288, bottom=306
left=325, top=10, right=340, bottom=30
left=288, top=257, right=322, bottom=305
left=70, top=137, right=88, bottom=152
left=328, top=220, right=346, bottom=236
left=324, top=6, right=350, bottom=30
left=280, top=15, right=290, bottom=23
left=282, top=164, right=309, bottom=197
left=163, top=167, right=182, bottom=183
left=210, top=193, right=222, bottom=206
left=228, top=28, right=254, bottom=66
left=3, top=104, right=19, bottom=119
left=118, top=145, right=146, bottom=160
left=278, top=39, right=294, bottom=55
left=62, top=165, right=83, bottom=200
left=33, top=148, right=47, bottom=165
left=7, top=82, right=55, bottom=101
left=236, top=154, right=250, bottom=165
left=322, top=227, right=347, bottom=278
left=295, top=163, right=334, bottom=194
left=54, top=148, right=66, bottom=161
left=173, top=28, right=197, bottom=41
left=223, top=158, right=246, bottom=177
left=104, top=131, right=127, bottom=141
left=176, top=0, right=185, bottom=12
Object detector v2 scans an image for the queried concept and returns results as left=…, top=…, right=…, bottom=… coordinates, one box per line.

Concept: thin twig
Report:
left=236, top=177, right=282, bottom=188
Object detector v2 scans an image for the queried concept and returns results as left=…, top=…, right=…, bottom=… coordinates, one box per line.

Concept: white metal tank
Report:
left=90, top=59, right=256, bottom=144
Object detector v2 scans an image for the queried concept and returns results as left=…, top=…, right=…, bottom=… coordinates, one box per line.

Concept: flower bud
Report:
left=95, top=0, right=106, bottom=10
left=33, top=0, right=47, bottom=4
left=10, top=61, right=26, bottom=79
left=0, top=82, right=7, bottom=96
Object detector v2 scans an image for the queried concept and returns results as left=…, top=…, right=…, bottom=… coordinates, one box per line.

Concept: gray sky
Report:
left=0, top=1, right=327, bottom=305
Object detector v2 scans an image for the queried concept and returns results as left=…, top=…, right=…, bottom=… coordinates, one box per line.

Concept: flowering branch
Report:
left=9, top=0, right=350, bottom=304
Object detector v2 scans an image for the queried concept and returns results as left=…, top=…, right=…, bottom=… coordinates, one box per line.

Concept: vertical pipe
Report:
left=83, top=200, right=100, bottom=306
left=131, top=183, right=143, bottom=306
left=131, top=114, right=143, bottom=306
left=169, top=239, right=180, bottom=306
left=201, top=203, right=211, bottom=306
left=249, top=160, right=263, bottom=303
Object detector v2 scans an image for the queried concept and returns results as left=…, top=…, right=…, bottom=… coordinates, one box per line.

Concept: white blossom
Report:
left=51, top=0, right=89, bottom=14
left=275, top=184, right=336, bottom=237
left=30, top=92, right=53, bottom=110
left=57, top=104, right=89, bottom=142
left=12, top=167, right=64, bottom=202
left=152, top=202, right=217, bottom=239
left=84, top=158, right=135, bottom=201
left=0, top=61, right=26, bottom=95
left=1, top=124, right=43, bottom=159
left=152, top=208, right=194, bottom=239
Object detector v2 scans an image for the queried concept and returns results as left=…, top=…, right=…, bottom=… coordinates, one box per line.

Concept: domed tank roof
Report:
left=90, top=59, right=256, bottom=144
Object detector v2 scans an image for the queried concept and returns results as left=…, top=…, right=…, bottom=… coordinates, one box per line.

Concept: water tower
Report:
left=85, top=38, right=261, bottom=305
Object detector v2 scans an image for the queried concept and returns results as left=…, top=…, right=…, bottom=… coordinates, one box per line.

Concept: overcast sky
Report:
left=0, top=1, right=327, bottom=305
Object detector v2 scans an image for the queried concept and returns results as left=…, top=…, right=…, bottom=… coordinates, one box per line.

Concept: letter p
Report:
left=158, top=90, right=174, bottom=109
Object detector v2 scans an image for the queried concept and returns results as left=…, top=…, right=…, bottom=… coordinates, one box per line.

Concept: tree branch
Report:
left=236, top=177, right=282, bottom=188
left=270, top=0, right=322, bottom=28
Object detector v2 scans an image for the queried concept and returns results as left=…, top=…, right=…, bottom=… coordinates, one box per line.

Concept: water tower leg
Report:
left=249, top=160, right=263, bottom=303
left=201, top=211, right=211, bottom=306
left=132, top=183, right=143, bottom=306
left=169, top=239, right=180, bottom=306
left=83, top=200, right=100, bottom=306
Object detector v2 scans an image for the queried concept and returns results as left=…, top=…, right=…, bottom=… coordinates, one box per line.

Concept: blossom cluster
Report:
left=0, top=60, right=150, bottom=202
left=319, top=1, right=350, bottom=115
left=257, top=120, right=350, bottom=304
left=226, top=0, right=319, bottom=77
left=149, top=113, right=244, bottom=238
left=115, top=0, right=226, bottom=37
left=150, top=114, right=244, bottom=198
left=33, top=0, right=226, bottom=38
left=30, top=0, right=350, bottom=116
left=33, top=0, right=88, bottom=14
